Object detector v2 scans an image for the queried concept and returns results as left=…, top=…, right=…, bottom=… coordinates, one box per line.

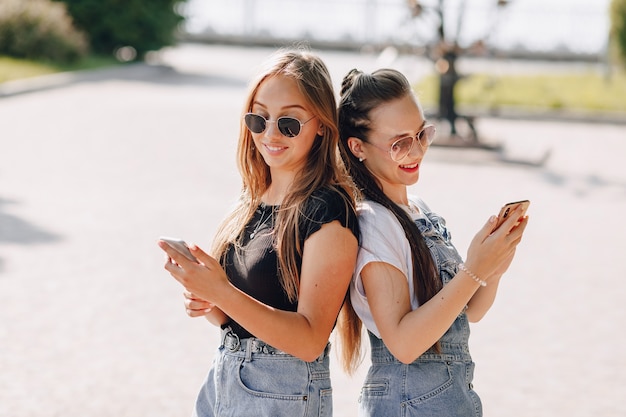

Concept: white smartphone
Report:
left=494, top=200, right=530, bottom=230
left=159, top=236, right=197, bottom=262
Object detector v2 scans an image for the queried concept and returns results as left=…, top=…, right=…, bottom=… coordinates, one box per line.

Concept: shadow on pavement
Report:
left=429, top=145, right=626, bottom=199
left=0, top=63, right=248, bottom=99
left=0, top=197, right=62, bottom=244
left=97, top=64, right=248, bottom=88
left=541, top=171, right=626, bottom=199
left=0, top=197, right=62, bottom=272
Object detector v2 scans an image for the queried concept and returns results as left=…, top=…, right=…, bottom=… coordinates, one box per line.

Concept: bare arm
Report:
left=464, top=275, right=502, bottom=322
left=363, top=261, right=482, bottom=364
left=159, top=220, right=357, bottom=362
left=364, top=208, right=529, bottom=364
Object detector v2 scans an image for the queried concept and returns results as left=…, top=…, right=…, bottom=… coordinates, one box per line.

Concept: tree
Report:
left=406, top=0, right=510, bottom=145
left=0, top=0, right=88, bottom=63
left=55, top=0, right=188, bottom=59
left=611, top=0, right=626, bottom=66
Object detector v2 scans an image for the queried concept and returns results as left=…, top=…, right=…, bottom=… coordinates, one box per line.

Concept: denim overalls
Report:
left=359, top=206, right=483, bottom=417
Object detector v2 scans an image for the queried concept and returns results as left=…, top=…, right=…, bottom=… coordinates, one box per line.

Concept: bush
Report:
left=56, top=0, right=187, bottom=60
left=611, top=0, right=626, bottom=66
left=0, top=0, right=88, bottom=63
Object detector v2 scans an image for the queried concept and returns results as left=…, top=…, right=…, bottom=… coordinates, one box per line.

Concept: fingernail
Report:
left=189, top=243, right=197, bottom=250
left=489, top=215, right=496, bottom=223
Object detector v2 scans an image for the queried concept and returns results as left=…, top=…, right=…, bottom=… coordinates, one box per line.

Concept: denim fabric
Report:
left=192, top=336, right=332, bottom=417
left=358, top=203, right=482, bottom=417
left=359, top=332, right=481, bottom=417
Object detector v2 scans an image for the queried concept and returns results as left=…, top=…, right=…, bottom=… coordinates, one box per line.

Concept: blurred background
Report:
left=184, top=0, right=610, bottom=58
left=1, top=1, right=625, bottom=417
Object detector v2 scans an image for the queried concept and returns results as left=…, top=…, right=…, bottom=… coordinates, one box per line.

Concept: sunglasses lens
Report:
left=244, top=114, right=306, bottom=137
left=277, top=117, right=301, bottom=137
left=419, top=126, right=435, bottom=146
left=390, top=137, right=414, bottom=161
left=244, top=114, right=266, bottom=134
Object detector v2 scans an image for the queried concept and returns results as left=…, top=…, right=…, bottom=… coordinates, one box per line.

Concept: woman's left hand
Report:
left=183, top=291, right=216, bottom=317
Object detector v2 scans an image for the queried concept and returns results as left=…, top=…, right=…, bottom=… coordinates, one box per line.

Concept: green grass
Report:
left=415, top=69, right=626, bottom=114
left=0, top=55, right=121, bottom=83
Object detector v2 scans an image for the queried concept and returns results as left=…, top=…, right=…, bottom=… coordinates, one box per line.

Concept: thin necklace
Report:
left=250, top=204, right=274, bottom=239
left=399, top=202, right=419, bottom=215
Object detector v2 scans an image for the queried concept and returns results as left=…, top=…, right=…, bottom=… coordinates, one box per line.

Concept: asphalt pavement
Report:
left=1, top=43, right=625, bottom=417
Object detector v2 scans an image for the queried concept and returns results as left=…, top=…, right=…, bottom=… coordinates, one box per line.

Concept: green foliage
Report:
left=0, top=0, right=88, bottom=63
left=416, top=70, right=626, bottom=113
left=56, top=0, right=187, bottom=59
left=611, top=0, right=626, bottom=66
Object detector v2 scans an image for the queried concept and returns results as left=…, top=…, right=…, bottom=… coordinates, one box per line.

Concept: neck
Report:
left=263, top=173, right=294, bottom=205
left=380, top=183, right=409, bottom=207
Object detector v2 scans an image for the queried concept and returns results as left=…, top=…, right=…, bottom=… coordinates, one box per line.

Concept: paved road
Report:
left=1, top=43, right=625, bottom=417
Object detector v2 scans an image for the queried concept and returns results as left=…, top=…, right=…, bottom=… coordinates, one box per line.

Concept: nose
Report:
left=407, top=137, right=426, bottom=158
left=263, top=120, right=281, bottom=140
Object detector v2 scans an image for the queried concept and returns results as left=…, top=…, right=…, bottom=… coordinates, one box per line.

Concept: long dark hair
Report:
left=336, top=68, right=441, bottom=372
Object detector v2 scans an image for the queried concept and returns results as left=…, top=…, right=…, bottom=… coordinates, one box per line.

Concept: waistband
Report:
left=368, top=332, right=472, bottom=363
left=221, top=326, right=287, bottom=355
left=220, top=326, right=330, bottom=362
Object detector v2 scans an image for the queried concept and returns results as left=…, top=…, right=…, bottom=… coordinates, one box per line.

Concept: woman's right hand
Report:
left=464, top=205, right=529, bottom=283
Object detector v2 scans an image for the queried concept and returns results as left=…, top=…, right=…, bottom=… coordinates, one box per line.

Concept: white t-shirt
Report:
left=351, top=196, right=427, bottom=338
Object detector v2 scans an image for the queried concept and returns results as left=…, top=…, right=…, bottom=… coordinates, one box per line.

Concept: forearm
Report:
left=465, top=275, right=502, bottom=322
left=204, top=307, right=230, bottom=327
left=386, top=272, right=481, bottom=363
left=215, top=284, right=331, bottom=361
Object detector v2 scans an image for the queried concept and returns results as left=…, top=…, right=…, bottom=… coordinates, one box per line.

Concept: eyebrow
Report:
left=386, top=120, right=427, bottom=142
left=251, top=101, right=308, bottom=112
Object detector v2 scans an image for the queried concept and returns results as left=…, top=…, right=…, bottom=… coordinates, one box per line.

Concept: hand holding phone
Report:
left=494, top=200, right=530, bottom=230
left=159, top=236, right=197, bottom=262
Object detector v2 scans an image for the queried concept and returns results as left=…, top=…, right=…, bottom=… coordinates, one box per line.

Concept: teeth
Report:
left=401, top=162, right=418, bottom=169
left=266, top=145, right=285, bottom=151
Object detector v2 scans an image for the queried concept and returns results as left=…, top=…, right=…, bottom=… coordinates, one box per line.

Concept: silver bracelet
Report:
left=458, top=263, right=487, bottom=287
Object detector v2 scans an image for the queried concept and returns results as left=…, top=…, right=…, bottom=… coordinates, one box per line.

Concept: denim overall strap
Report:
left=413, top=207, right=472, bottom=350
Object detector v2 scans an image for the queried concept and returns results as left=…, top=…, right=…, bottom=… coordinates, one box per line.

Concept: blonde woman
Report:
left=158, top=50, right=359, bottom=417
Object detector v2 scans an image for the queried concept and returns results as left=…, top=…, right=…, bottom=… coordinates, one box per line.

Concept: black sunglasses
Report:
left=244, top=113, right=315, bottom=138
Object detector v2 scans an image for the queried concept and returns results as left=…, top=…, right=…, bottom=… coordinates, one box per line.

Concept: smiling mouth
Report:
left=400, top=162, right=419, bottom=169
left=264, top=144, right=287, bottom=152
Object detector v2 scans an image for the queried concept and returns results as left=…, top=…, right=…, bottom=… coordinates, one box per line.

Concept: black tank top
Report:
left=221, top=186, right=359, bottom=339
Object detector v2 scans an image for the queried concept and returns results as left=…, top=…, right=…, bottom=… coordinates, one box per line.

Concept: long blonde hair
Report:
left=211, top=48, right=356, bottom=303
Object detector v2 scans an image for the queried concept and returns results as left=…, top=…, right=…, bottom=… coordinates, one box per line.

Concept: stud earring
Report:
left=358, top=157, right=364, bottom=162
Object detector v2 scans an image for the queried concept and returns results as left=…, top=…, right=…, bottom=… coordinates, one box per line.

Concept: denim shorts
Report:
left=358, top=332, right=482, bottom=417
left=192, top=327, right=332, bottom=417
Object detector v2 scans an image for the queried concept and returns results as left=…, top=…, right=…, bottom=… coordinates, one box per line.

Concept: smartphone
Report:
left=159, top=236, right=197, bottom=262
left=494, top=200, right=530, bottom=230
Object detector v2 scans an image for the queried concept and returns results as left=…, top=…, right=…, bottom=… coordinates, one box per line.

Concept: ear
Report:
left=317, top=123, right=325, bottom=137
left=347, top=137, right=366, bottom=161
